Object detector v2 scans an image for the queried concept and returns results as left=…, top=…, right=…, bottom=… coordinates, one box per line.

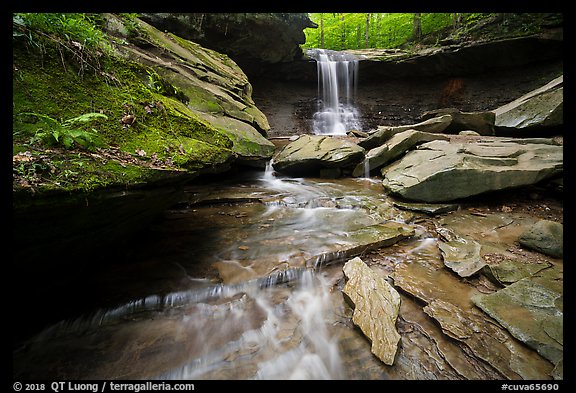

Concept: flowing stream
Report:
left=13, top=164, right=418, bottom=380
left=307, top=49, right=361, bottom=135
left=13, top=161, right=559, bottom=380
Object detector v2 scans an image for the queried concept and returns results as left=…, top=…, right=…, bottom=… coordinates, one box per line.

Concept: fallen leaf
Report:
left=238, top=246, right=250, bottom=251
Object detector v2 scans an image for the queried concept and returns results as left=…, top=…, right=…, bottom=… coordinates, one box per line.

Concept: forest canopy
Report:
left=302, top=13, right=552, bottom=50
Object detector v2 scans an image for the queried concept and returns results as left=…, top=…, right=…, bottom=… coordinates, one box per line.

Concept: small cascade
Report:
left=307, top=49, right=361, bottom=135
left=159, top=270, right=344, bottom=380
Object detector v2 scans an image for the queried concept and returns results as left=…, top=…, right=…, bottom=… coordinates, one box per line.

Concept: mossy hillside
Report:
left=13, top=34, right=236, bottom=198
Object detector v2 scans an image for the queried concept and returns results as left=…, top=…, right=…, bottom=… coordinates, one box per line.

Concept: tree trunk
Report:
left=413, top=13, right=422, bottom=42
left=320, top=13, right=324, bottom=48
left=453, top=13, right=462, bottom=30
left=365, top=13, right=370, bottom=48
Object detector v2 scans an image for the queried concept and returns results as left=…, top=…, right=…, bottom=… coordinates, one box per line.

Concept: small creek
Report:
left=13, top=163, right=559, bottom=380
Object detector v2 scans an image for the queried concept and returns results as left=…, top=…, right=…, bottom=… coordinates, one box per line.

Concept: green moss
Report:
left=13, top=26, right=237, bottom=197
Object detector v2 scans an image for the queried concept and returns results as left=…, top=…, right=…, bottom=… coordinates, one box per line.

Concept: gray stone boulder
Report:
left=518, top=220, right=563, bottom=258
left=493, top=75, right=563, bottom=135
left=352, top=130, right=449, bottom=177
left=342, top=257, right=401, bottom=366
left=421, top=108, right=495, bottom=136
left=359, top=115, right=452, bottom=150
left=272, top=135, right=365, bottom=176
left=382, top=138, right=563, bottom=202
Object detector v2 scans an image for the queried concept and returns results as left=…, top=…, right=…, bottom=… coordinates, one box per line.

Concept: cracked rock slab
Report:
left=381, top=138, right=563, bottom=202
left=342, top=257, right=401, bottom=365
left=437, top=227, right=486, bottom=277
left=472, top=276, right=563, bottom=366
left=394, top=258, right=555, bottom=379
left=352, top=130, right=449, bottom=177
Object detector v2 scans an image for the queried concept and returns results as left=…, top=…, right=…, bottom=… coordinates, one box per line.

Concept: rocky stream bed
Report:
left=13, top=160, right=563, bottom=380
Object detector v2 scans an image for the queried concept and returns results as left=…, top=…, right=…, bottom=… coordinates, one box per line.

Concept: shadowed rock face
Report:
left=139, top=13, right=316, bottom=77
left=251, top=36, right=562, bottom=138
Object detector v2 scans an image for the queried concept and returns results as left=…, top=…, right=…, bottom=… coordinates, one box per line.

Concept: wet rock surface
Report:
left=272, top=135, right=365, bottom=176
left=342, top=257, right=401, bottom=365
left=13, top=168, right=562, bottom=380
left=436, top=227, right=486, bottom=277
left=472, top=273, right=563, bottom=366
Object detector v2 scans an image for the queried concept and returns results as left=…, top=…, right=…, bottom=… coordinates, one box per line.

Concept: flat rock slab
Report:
left=472, top=275, right=563, bottom=366
left=482, top=259, right=552, bottom=286
left=493, top=75, right=563, bottom=133
left=382, top=138, right=563, bottom=202
left=359, top=115, right=452, bottom=150
left=352, top=130, right=449, bottom=177
left=343, top=257, right=401, bottom=365
left=272, top=135, right=365, bottom=176
left=394, top=258, right=555, bottom=379
left=214, top=221, right=414, bottom=284
left=436, top=227, right=486, bottom=277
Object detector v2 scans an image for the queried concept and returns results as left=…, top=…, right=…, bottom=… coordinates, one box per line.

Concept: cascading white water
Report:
left=308, top=49, right=361, bottom=135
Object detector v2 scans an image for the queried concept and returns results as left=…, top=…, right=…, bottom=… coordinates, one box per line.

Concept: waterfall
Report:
left=307, top=49, right=361, bottom=135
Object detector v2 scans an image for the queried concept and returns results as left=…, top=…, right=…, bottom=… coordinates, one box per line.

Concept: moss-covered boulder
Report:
left=13, top=13, right=274, bottom=197
left=12, top=13, right=275, bottom=261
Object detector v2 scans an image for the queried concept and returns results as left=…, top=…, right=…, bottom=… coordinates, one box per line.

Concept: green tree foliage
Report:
left=303, top=13, right=547, bottom=50
left=304, top=13, right=454, bottom=50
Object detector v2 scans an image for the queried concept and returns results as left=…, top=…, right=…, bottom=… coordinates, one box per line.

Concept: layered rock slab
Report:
left=393, top=258, right=555, bottom=379
left=472, top=271, right=563, bottom=366
left=342, top=257, right=401, bottom=365
left=436, top=227, right=485, bottom=277
left=272, top=135, right=365, bottom=176
left=359, top=115, right=452, bottom=150
left=381, top=138, right=562, bottom=202
left=352, top=130, right=449, bottom=177
left=493, top=75, right=563, bottom=134
left=421, top=108, right=496, bottom=136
